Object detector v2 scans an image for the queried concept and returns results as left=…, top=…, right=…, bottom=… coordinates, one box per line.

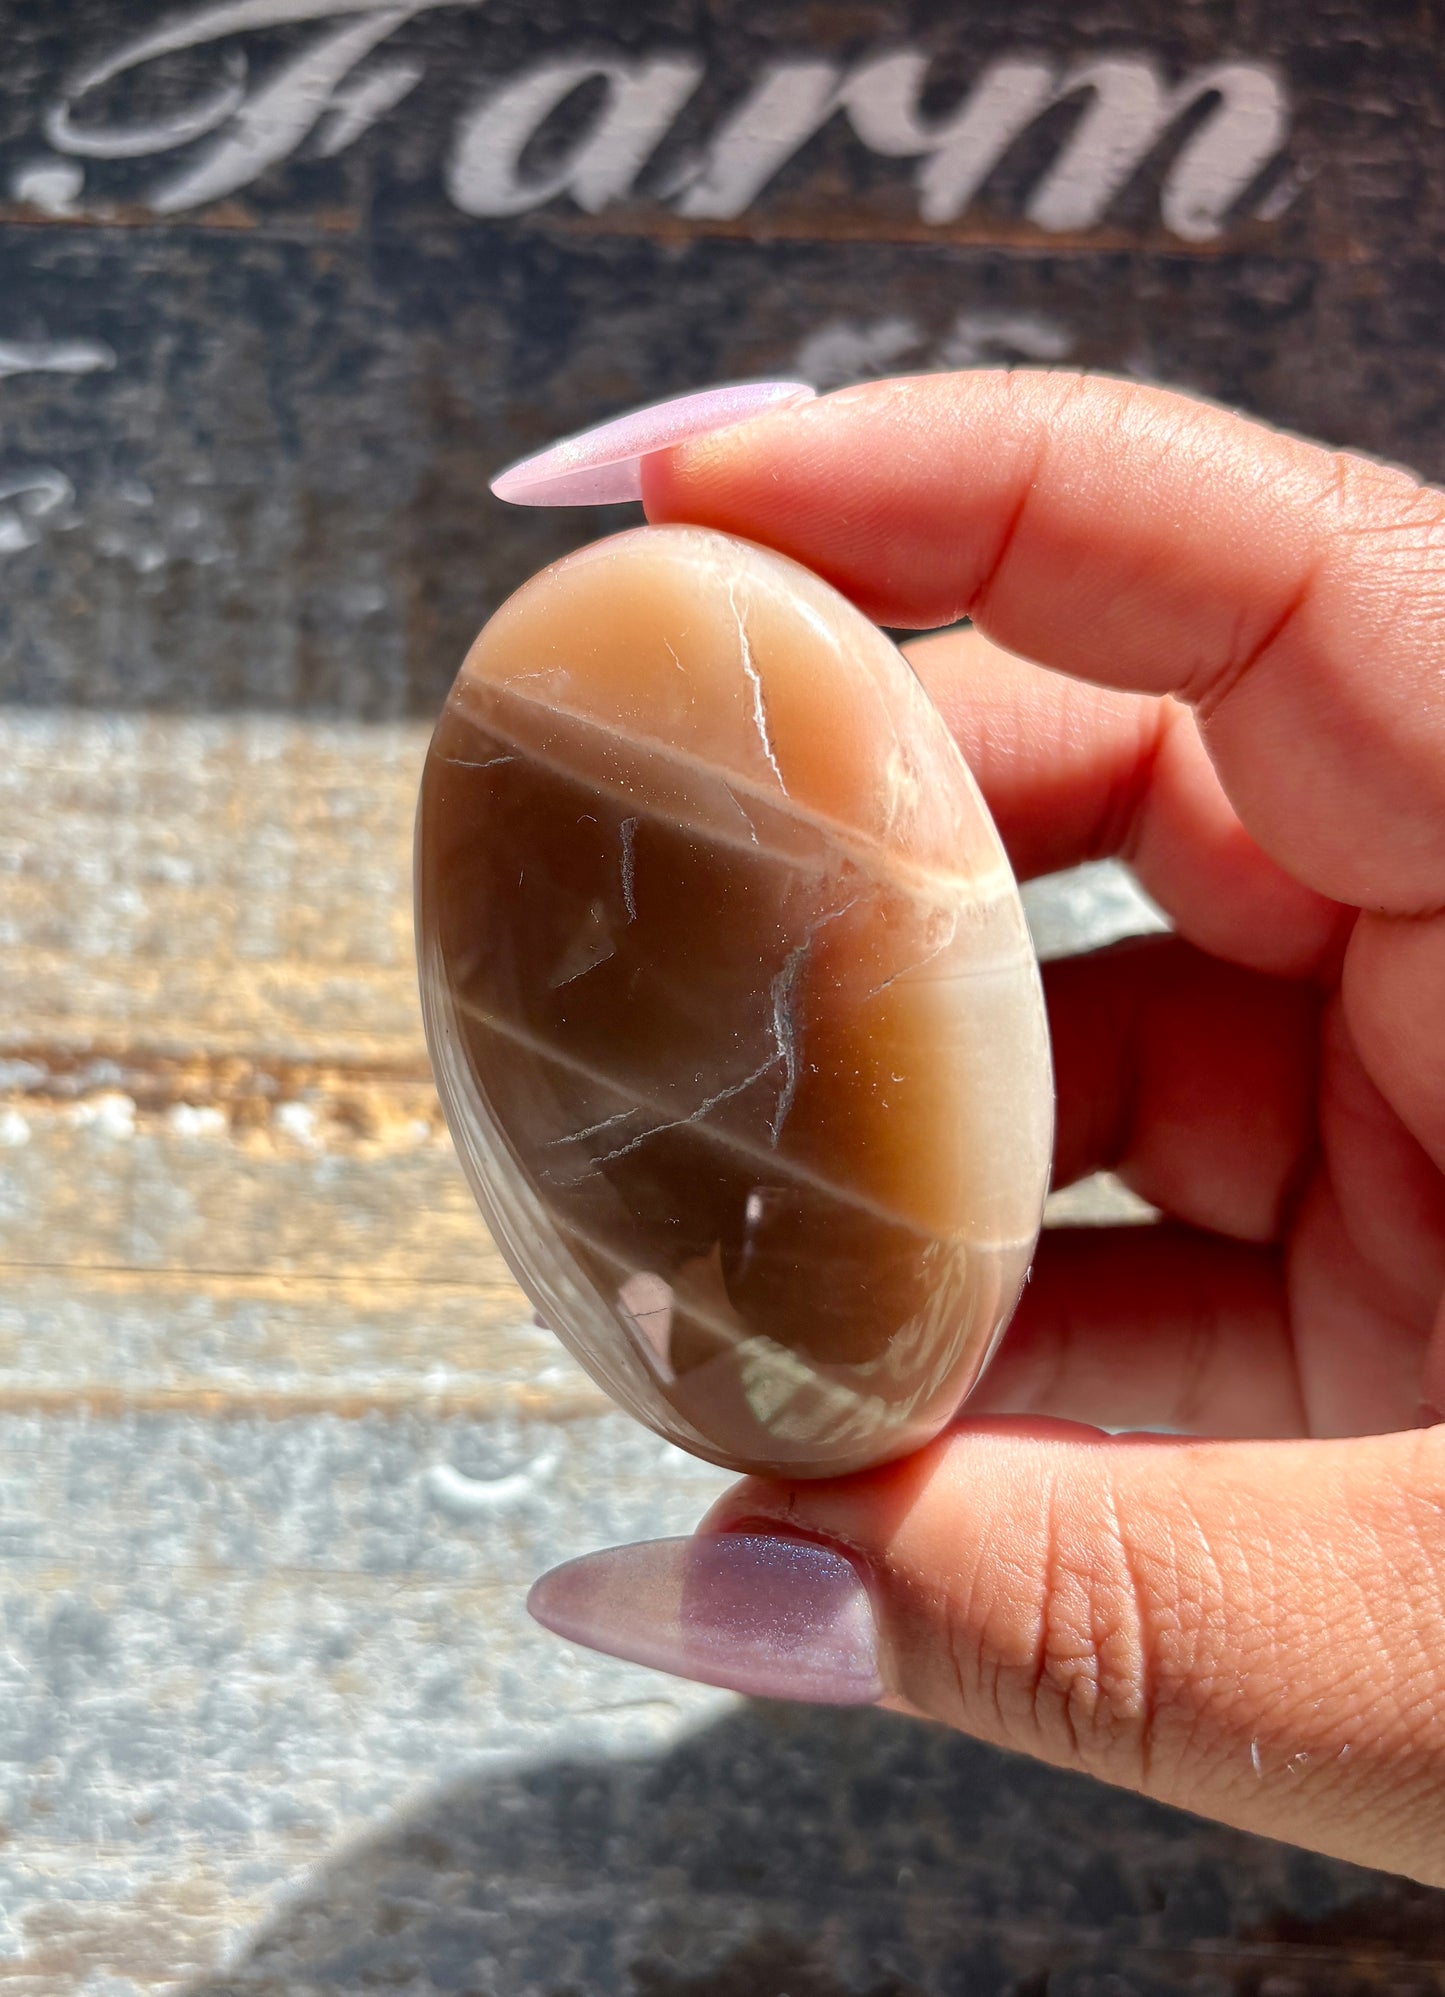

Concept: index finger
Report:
left=642, top=372, right=1445, bottom=916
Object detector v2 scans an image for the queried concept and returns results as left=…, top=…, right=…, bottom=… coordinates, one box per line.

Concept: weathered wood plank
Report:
left=0, top=715, right=428, bottom=1060
left=0, top=1270, right=610, bottom=1419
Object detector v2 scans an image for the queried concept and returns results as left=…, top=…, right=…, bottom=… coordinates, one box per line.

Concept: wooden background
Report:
left=2, top=3, right=1445, bottom=1990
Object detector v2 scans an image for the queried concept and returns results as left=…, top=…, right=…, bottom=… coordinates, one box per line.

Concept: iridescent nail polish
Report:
left=527, top=1534, right=885, bottom=1704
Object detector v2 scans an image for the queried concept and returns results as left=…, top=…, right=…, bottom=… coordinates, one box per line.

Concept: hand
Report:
left=531, top=372, right=1445, bottom=1882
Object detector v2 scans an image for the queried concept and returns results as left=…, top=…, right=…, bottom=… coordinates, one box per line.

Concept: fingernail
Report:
left=527, top=1532, right=883, bottom=1705
left=490, top=380, right=814, bottom=507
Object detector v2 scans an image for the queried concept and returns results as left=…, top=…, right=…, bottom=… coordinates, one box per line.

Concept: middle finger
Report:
left=904, top=626, right=1349, bottom=980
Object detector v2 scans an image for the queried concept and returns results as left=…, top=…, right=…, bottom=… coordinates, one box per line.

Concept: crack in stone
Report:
left=539, top=886, right=863, bottom=1170
left=767, top=949, right=805, bottom=1149
left=722, top=784, right=760, bottom=847
left=457, top=995, right=927, bottom=1231
left=767, top=892, right=861, bottom=1148
left=553, top=1102, right=645, bottom=1147
left=727, top=573, right=788, bottom=797
left=550, top=938, right=618, bottom=991
left=619, top=816, right=638, bottom=923
left=586, top=1054, right=780, bottom=1170
left=863, top=910, right=960, bottom=998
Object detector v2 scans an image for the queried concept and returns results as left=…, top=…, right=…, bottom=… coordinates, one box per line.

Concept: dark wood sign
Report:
left=1, top=0, right=1441, bottom=717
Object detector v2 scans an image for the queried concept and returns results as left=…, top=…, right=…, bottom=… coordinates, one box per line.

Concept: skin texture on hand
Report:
left=633, top=372, right=1445, bottom=1882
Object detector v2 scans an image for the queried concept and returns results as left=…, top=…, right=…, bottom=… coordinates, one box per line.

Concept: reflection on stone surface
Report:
left=416, top=526, right=1052, bottom=1475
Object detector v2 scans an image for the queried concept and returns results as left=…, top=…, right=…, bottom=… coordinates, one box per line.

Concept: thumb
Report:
left=531, top=1419, right=1445, bottom=1883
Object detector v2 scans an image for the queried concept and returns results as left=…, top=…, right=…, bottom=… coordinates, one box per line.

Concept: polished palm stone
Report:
left=415, top=525, right=1053, bottom=1477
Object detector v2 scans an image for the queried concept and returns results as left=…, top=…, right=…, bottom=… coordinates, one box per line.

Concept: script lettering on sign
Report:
left=26, top=0, right=1294, bottom=241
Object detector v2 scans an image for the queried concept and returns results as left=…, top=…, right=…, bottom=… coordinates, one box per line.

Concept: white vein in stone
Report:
left=619, top=816, right=638, bottom=923
left=768, top=950, right=803, bottom=1149
left=588, top=1053, right=782, bottom=1170
left=727, top=574, right=788, bottom=797
left=864, top=909, right=961, bottom=998
left=457, top=679, right=1020, bottom=907
left=450, top=994, right=942, bottom=1234
left=556, top=1102, right=645, bottom=1147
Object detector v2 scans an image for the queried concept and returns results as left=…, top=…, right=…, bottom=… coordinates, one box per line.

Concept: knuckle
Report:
left=1319, top=454, right=1445, bottom=614
left=962, top=1471, right=1173, bottom=1786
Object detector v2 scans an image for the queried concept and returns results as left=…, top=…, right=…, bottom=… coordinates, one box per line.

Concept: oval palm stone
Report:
left=416, top=525, right=1052, bottom=1476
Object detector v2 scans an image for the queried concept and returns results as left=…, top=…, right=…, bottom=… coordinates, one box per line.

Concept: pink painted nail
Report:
left=527, top=1533, right=882, bottom=1705
left=490, top=380, right=815, bottom=507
